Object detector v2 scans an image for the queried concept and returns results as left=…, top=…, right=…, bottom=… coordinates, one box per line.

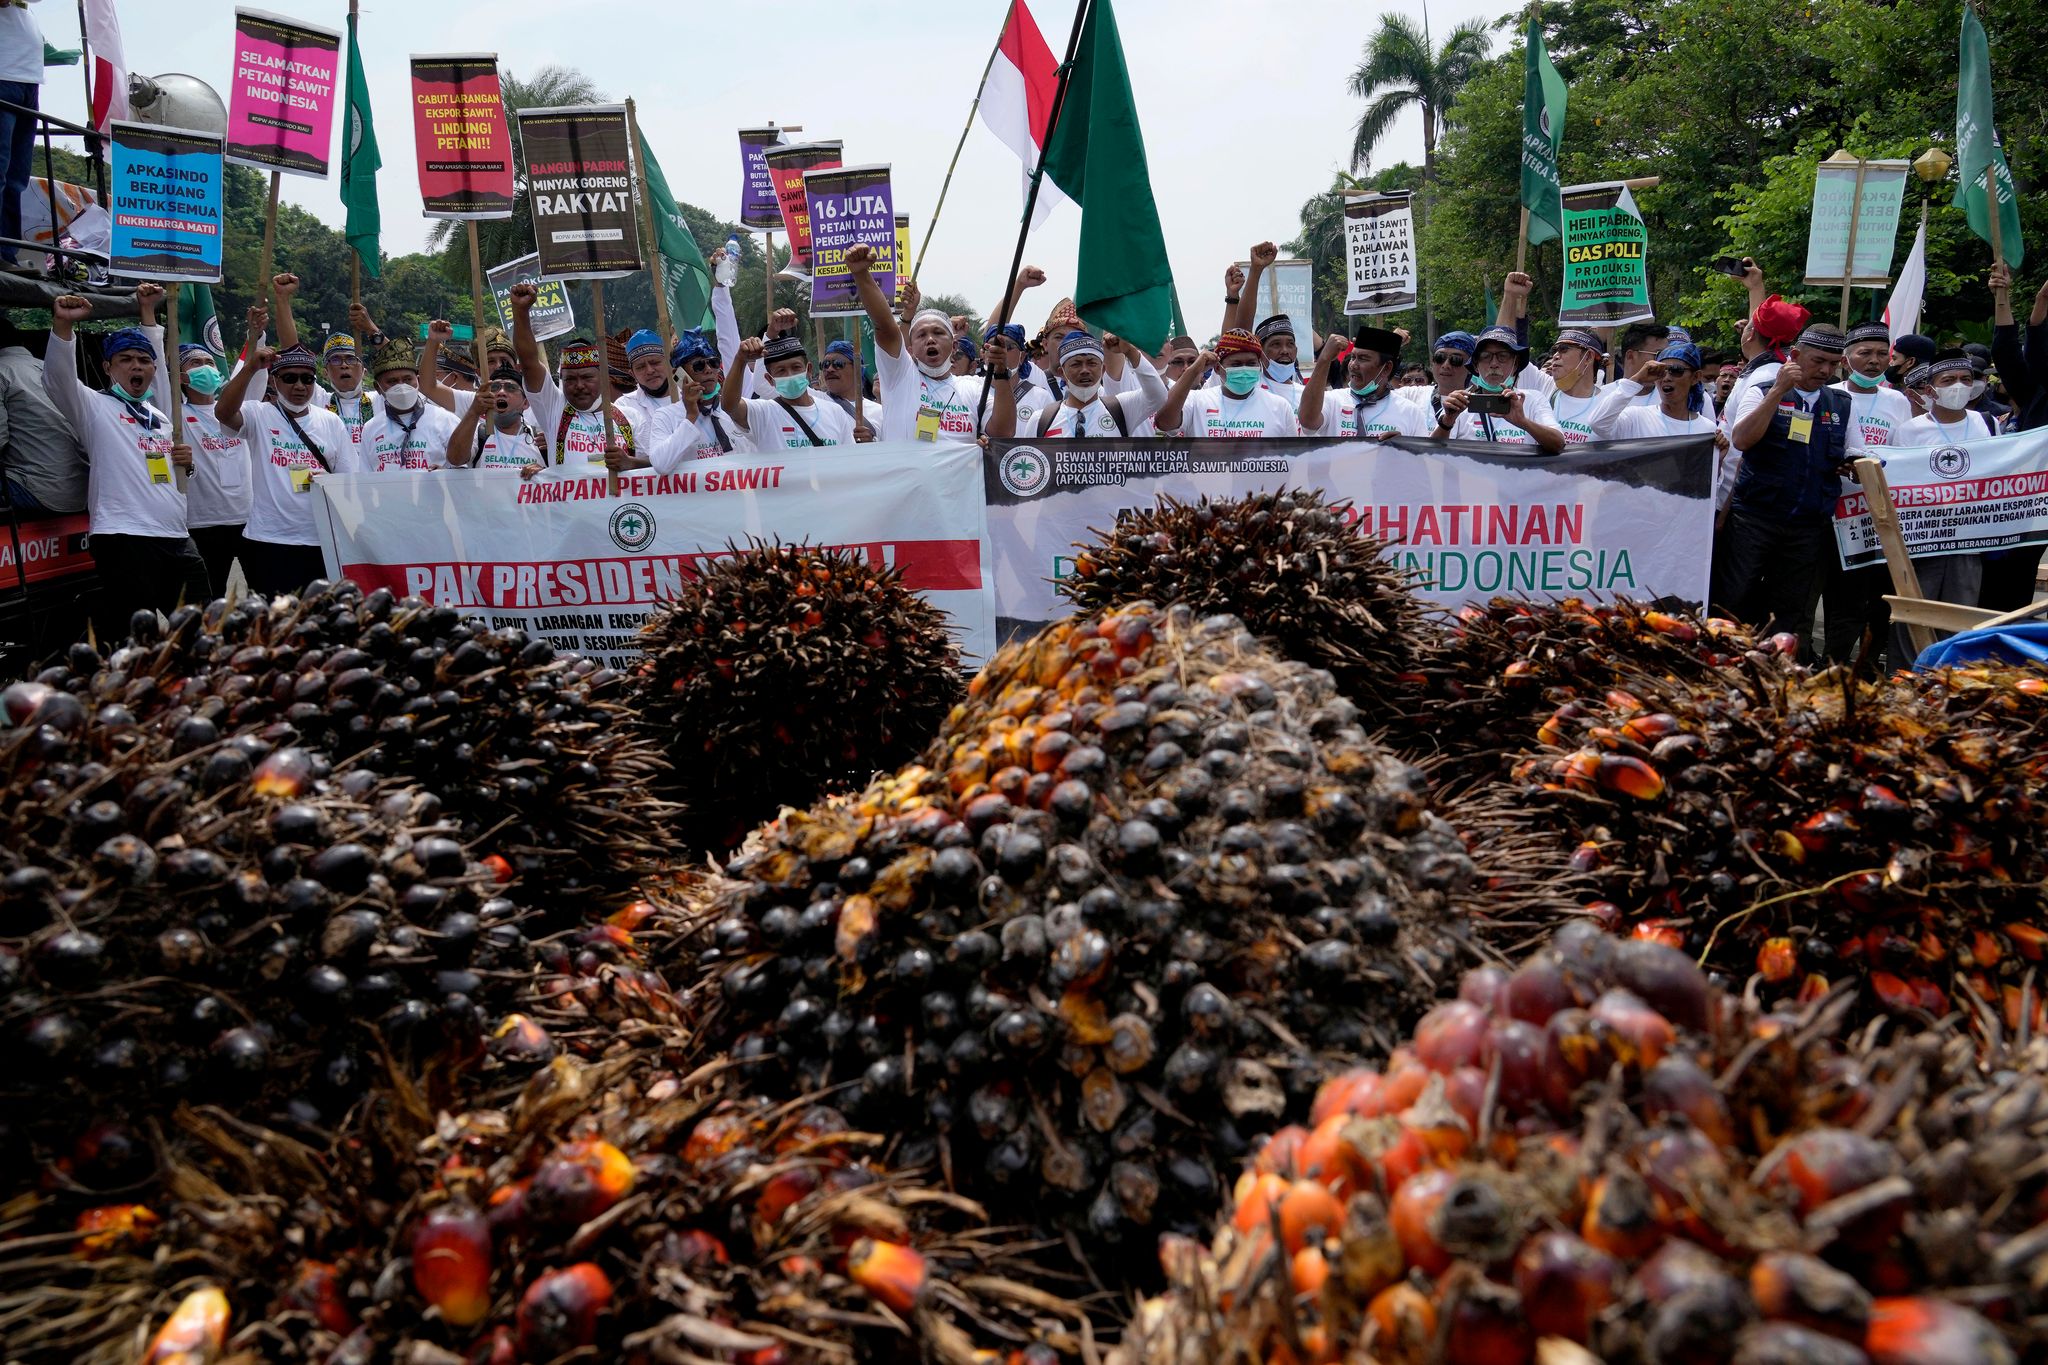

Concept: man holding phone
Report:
left=1428, top=326, right=1566, bottom=452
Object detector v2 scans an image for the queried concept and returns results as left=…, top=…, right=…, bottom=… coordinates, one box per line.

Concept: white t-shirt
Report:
left=1898, top=411, right=1993, bottom=446
left=318, top=382, right=382, bottom=455
left=228, top=400, right=358, bottom=545
left=1018, top=395, right=1157, bottom=440
left=1630, top=383, right=1716, bottom=422
left=646, top=402, right=744, bottom=471
left=732, top=395, right=857, bottom=450
left=465, top=420, right=547, bottom=472
left=1013, top=371, right=1057, bottom=415
left=1304, top=389, right=1433, bottom=440
left=1833, top=382, right=1914, bottom=452
left=525, top=373, right=644, bottom=468
left=41, top=336, right=187, bottom=539
left=1162, top=386, right=1299, bottom=439
left=1549, top=389, right=1602, bottom=444
left=178, top=403, right=253, bottom=529
left=1446, top=389, right=1563, bottom=446
left=876, top=346, right=987, bottom=444
left=823, top=393, right=884, bottom=438
left=615, top=386, right=674, bottom=438
left=0, top=4, right=46, bottom=86
left=1586, top=379, right=1719, bottom=441
left=362, top=401, right=460, bottom=471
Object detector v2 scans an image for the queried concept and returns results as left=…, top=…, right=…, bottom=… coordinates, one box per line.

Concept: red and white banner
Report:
left=1834, top=427, right=2048, bottom=568
left=83, top=0, right=129, bottom=131
left=310, top=443, right=995, bottom=667
left=979, top=0, right=1066, bottom=230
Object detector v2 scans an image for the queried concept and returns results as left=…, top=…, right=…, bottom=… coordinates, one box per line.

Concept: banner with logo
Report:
left=310, top=442, right=995, bottom=667
left=487, top=252, right=576, bottom=343
left=985, top=436, right=1714, bottom=642
left=1344, top=192, right=1417, bottom=315
left=516, top=105, right=643, bottom=278
left=409, top=54, right=514, bottom=218
left=107, top=122, right=224, bottom=283
left=1803, top=158, right=1909, bottom=286
left=1833, top=428, right=2048, bottom=568
left=227, top=9, right=342, bottom=178
left=805, top=164, right=896, bottom=317
left=738, top=126, right=785, bottom=230
left=1558, top=182, right=1653, bottom=326
left=764, top=141, right=842, bottom=273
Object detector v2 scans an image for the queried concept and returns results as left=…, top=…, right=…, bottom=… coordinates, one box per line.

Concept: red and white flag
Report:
left=978, top=0, right=1066, bottom=230
left=1885, top=218, right=1927, bottom=341
left=82, top=0, right=129, bottom=131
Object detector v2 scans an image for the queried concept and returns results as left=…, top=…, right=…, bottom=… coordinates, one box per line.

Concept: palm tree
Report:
left=1346, top=14, right=1492, bottom=338
left=427, top=65, right=607, bottom=276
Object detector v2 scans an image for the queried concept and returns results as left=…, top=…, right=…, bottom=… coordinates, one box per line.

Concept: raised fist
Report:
left=738, top=336, right=765, bottom=362
left=273, top=272, right=299, bottom=300
left=428, top=319, right=453, bottom=342
left=52, top=294, right=92, bottom=323
left=1249, top=242, right=1279, bottom=268
left=508, top=282, right=538, bottom=312
left=844, top=243, right=875, bottom=275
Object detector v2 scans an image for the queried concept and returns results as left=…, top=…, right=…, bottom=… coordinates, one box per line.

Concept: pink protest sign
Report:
left=227, top=8, right=342, bottom=179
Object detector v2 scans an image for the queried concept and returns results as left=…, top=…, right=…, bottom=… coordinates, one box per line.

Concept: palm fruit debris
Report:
left=634, top=542, right=964, bottom=853
left=688, top=602, right=1479, bottom=1261
left=1114, top=922, right=2040, bottom=1365
left=1059, top=490, right=1430, bottom=714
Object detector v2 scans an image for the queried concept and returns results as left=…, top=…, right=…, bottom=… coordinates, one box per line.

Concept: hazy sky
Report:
left=34, top=0, right=1505, bottom=325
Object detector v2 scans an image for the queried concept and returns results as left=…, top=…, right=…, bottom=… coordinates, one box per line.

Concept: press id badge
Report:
left=290, top=465, right=314, bottom=494
left=145, top=451, right=171, bottom=485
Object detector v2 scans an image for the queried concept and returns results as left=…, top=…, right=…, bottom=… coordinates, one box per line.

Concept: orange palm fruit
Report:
left=1865, top=1296, right=2015, bottom=1365
left=847, top=1238, right=927, bottom=1314
left=73, top=1203, right=157, bottom=1258
left=516, top=1263, right=613, bottom=1360
left=412, top=1203, right=494, bottom=1327
left=1749, top=1250, right=1870, bottom=1342
left=1389, top=1167, right=1457, bottom=1276
left=1366, top=1280, right=1437, bottom=1357
left=1514, top=1231, right=1619, bottom=1344
left=1581, top=1167, right=1662, bottom=1260
left=1277, top=1180, right=1345, bottom=1255
left=531, top=1137, right=635, bottom=1228
left=144, top=1286, right=229, bottom=1365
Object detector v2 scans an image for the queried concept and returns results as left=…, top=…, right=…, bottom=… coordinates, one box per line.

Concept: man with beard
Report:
left=508, top=283, right=637, bottom=474
left=214, top=339, right=358, bottom=597
left=850, top=243, right=1012, bottom=443
left=1430, top=327, right=1566, bottom=452
left=362, top=331, right=459, bottom=472
left=446, top=364, right=545, bottom=471
left=1297, top=326, right=1431, bottom=439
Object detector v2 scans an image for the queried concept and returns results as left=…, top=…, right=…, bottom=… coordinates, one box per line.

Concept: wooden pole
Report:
left=466, top=222, right=489, bottom=354
left=594, top=278, right=619, bottom=497
left=1515, top=207, right=1530, bottom=320
left=1837, top=157, right=1870, bottom=329
left=763, top=230, right=776, bottom=328
left=625, top=99, right=674, bottom=368
left=258, top=172, right=281, bottom=314
left=1856, top=456, right=1934, bottom=657
left=165, top=283, right=187, bottom=493
left=1984, top=163, right=2007, bottom=271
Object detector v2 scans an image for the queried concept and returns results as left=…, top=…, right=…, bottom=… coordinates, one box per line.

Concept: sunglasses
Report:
left=489, top=380, right=521, bottom=394
left=683, top=358, right=719, bottom=372
left=274, top=371, right=316, bottom=384
left=1431, top=353, right=1469, bottom=367
left=820, top=358, right=851, bottom=370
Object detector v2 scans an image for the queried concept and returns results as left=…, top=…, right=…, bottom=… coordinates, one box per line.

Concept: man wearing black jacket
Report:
left=1985, top=264, right=2048, bottom=610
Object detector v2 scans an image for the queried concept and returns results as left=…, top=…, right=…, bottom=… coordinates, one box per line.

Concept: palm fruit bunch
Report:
left=1398, top=597, right=1778, bottom=791
left=633, top=542, right=964, bottom=852
left=26, top=581, right=671, bottom=899
left=1462, top=657, right=2048, bottom=1019
left=1114, top=923, right=2045, bottom=1365
left=1058, top=490, right=1429, bottom=713
left=689, top=602, right=1478, bottom=1258
left=13, top=1046, right=1084, bottom=1365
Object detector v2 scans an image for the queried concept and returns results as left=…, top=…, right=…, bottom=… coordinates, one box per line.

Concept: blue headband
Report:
left=982, top=322, right=1025, bottom=348
left=670, top=329, right=715, bottom=365
left=101, top=329, right=154, bottom=363
left=1058, top=329, right=1104, bottom=363
left=1433, top=331, right=1477, bottom=357
left=1655, top=341, right=1707, bottom=414
left=626, top=328, right=665, bottom=360
left=177, top=342, right=214, bottom=362
left=954, top=335, right=978, bottom=362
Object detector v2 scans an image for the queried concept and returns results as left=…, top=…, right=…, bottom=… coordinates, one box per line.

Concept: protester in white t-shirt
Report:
left=644, top=330, right=745, bottom=469
left=273, top=277, right=380, bottom=452
left=818, top=339, right=880, bottom=442
left=1887, top=355, right=1993, bottom=663
left=445, top=363, right=545, bottom=472
left=983, top=321, right=1056, bottom=416
left=214, top=341, right=358, bottom=597
left=1543, top=328, right=1609, bottom=444
left=1156, top=329, right=1297, bottom=438
left=614, top=327, right=676, bottom=436
left=44, top=293, right=208, bottom=634
left=1428, top=327, right=1567, bottom=452
left=358, top=334, right=459, bottom=471
left=1586, top=341, right=1725, bottom=443
left=1003, top=331, right=1167, bottom=439
left=723, top=334, right=857, bottom=450
left=1395, top=331, right=1479, bottom=428
left=1298, top=326, right=1433, bottom=440
left=1834, top=322, right=1914, bottom=452
left=850, top=243, right=1013, bottom=444
left=1249, top=313, right=1306, bottom=402
left=506, top=282, right=635, bottom=476
left=141, top=291, right=258, bottom=595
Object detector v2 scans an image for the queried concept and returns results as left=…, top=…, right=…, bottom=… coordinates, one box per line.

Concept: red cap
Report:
left=1751, top=295, right=1811, bottom=346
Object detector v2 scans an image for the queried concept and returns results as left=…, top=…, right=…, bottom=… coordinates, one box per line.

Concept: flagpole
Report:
left=349, top=0, right=361, bottom=307
left=466, top=222, right=489, bottom=352
left=1837, top=156, right=1869, bottom=329
left=594, top=277, right=619, bottom=498
left=75, top=1, right=95, bottom=144
left=626, top=100, right=674, bottom=367
left=258, top=172, right=281, bottom=316
left=1966, top=0, right=2006, bottom=272
left=914, top=0, right=1015, bottom=283
left=763, top=229, right=775, bottom=328
left=165, top=282, right=186, bottom=493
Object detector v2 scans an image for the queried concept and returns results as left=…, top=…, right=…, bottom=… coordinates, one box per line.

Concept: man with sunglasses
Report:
left=819, top=339, right=880, bottom=442
left=1396, top=331, right=1479, bottom=426
left=645, top=329, right=746, bottom=471
left=1428, top=326, right=1567, bottom=453
left=215, top=338, right=359, bottom=597
left=506, top=283, right=637, bottom=474
left=445, top=364, right=544, bottom=472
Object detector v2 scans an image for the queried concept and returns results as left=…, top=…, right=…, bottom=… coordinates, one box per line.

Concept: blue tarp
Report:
left=1913, top=622, right=2048, bottom=670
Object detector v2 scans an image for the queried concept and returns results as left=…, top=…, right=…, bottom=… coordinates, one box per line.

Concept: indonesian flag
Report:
left=1885, top=218, right=1927, bottom=341
left=83, top=0, right=129, bottom=131
left=979, top=0, right=1067, bottom=230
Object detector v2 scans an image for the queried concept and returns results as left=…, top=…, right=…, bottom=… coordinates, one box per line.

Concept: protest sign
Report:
left=1343, top=192, right=1417, bottom=315
left=107, top=122, right=223, bottom=283
left=804, top=164, right=896, bottom=316
left=1832, top=427, right=2048, bottom=568
left=1558, top=182, right=1653, bottom=326
left=1802, top=158, right=1909, bottom=286
left=516, top=105, right=642, bottom=278
left=1236, top=257, right=1314, bottom=351
left=737, top=126, right=784, bottom=230
left=895, top=213, right=912, bottom=283
left=227, top=9, right=341, bottom=178
left=764, top=141, right=842, bottom=272
left=409, top=54, right=514, bottom=219
left=487, top=252, right=575, bottom=342
left=311, top=442, right=995, bottom=668
left=985, top=435, right=1714, bottom=641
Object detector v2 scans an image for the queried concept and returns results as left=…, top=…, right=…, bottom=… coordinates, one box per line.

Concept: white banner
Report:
left=1834, top=427, right=2048, bottom=569
left=310, top=443, right=997, bottom=667
left=1236, top=257, right=1314, bottom=348
left=1344, top=193, right=1417, bottom=315
left=986, top=436, right=1715, bottom=642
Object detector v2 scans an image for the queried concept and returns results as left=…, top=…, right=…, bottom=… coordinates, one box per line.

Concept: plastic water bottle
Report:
left=717, top=235, right=741, bottom=288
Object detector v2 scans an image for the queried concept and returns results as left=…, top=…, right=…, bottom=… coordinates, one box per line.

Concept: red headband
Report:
left=1214, top=328, right=1263, bottom=359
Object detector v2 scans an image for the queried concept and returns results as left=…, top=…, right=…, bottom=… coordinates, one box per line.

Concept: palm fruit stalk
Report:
left=1115, top=923, right=2041, bottom=1365
left=25, top=580, right=672, bottom=900
left=685, top=602, right=1478, bottom=1266
left=1059, top=490, right=1430, bottom=714
left=1456, top=657, right=2048, bottom=1019
left=633, top=542, right=964, bottom=853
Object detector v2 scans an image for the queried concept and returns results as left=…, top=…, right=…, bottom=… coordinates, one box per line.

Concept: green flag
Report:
left=1039, top=0, right=1174, bottom=352
left=1168, top=279, right=1187, bottom=341
left=1958, top=5, right=2023, bottom=267
left=180, top=284, right=227, bottom=361
left=340, top=10, right=381, bottom=280
left=1520, top=18, right=1567, bottom=247
left=43, top=42, right=80, bottom=67
left=635, top=128, right=714, bottom=332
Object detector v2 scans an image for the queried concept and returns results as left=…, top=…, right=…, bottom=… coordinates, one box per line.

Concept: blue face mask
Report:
left=1222, top=366, right=1262, bottom=396
left=1265, top=360, right=1298, bottom=384
left=1350, top=380, right=1381, bottom=402
left=185, top=366, right=224, bottom=396
left=1848, top=369, right=1882, bottom=390
left=701, top=379, right=721, bottom=400
left=772, top=373, right=810, bottom=400
left=1468, top=371, right=1504, bottom=394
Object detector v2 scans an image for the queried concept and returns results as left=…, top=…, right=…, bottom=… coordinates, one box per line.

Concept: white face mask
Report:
left=1934, top=383, right=1973, bottom=411
left=915, top=358, right=955, bottom=380
left=1265, top=360, right=1298, bottom=383
left=1968, top=378, right=1988, bottom=402
left=384, top=383, right=420, bottom=411
left=1064, top=381, right=1101, bottom=404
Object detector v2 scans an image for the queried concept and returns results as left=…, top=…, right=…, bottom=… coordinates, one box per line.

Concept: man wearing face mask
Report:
left=1430, top=327, right=1567, bottom=452
left=272, top=275, right=378, bottom=454
left=722, top=334, right=855, bottom=450
left=1819, top=321, right=1915, bottom=666
left=1715, top=324, right=1852, bottom=656
left=1156, top=329, right=1297, bottom=438
left=851, top=243, right=1006, bottom=444
left=645, top=330, right=742, bottom=467
left=1983, top=263, right=2048, bottom=611
left=214, top=338, right=359, bottom=598
left=1298, top=327, right=1431, bottom=440
left=1543, top=328, right=1608, bottom=444
left=1244, top=314, right=1304, bottom=399
left=1003, top=331, right=1165, bottom=439
left=446, top=364, right=544, bottom=472
left=43, top=293, right=206, bottom=635
left=1395, top=330, right=1478, bottom=426
left=1889, top=354, right=1992, bottom=662
left=360, top=334, right=459, bottom=472
left=141, top=288, right=260, bottom=594
left=508, top=284, right=637, bottom=472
